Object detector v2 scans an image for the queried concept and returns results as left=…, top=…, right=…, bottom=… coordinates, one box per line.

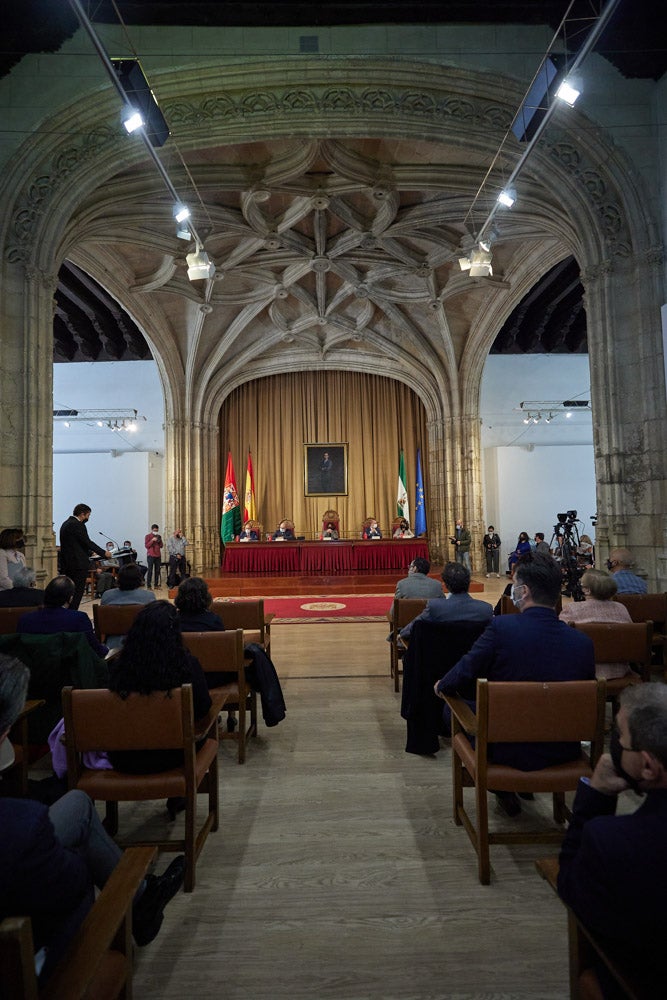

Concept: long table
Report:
left=222, top=539, right=428, bottom=574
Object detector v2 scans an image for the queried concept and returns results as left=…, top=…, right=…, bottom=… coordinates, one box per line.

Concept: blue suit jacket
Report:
left=436, top=606, right=595, bottom=769
left=558, top=782, right=667, bottom=994
left=0, top=798, right=92, bottom=978
left=17, top=606, right=108, bottom=658
left=401, top=592, right=493, bottom=639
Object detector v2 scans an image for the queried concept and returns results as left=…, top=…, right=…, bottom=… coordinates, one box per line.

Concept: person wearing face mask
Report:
left=0, top=528, right=27, bottom=591
left=434, top=552, right=594, bottom=816
left=557, top=683, right=667, bottom=997
left=606, top=547, right=647, bottom=594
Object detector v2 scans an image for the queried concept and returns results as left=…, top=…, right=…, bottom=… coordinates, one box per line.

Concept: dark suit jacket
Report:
left=401, top=591, right=493, bottom=639
left=0, top=585, right=44, bottom=606
left=59, top=515, right=106, bottom=572
left=436, top=606, right=595, bottom=769
left=0, top=797, right=93, bottom=979
left=272, top=529, right=296, bottom=540
left=558, top=781, right=667, bottom=996
left=18, top=606, right=108, bottom=658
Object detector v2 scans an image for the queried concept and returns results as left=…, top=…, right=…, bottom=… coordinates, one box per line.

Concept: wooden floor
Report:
left=127, top=585, right=572, bottom=1000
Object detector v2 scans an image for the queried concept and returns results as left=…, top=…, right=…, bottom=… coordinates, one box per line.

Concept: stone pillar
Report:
left=583, top=250, right=667, bottom=589
left=0, top=260, right=58, bottom=583
left=164, top=416, right=221, bottom=574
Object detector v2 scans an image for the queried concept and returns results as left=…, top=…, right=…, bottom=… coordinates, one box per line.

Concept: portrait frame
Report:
left=304, top=442, right=348, bottom=497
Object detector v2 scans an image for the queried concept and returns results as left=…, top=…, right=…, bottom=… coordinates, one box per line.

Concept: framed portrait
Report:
left=304, top=442, right=348, bottom=496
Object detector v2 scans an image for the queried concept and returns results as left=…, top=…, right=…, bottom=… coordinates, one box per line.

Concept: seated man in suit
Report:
left=400, top=562, right=492, bottom=641
left=394, top=557, right=443, bottom=600
left=0, top=654, right=185, bottom=983
left=434, top=552, right=595, bottom=816
left=362, top=519, right=382, bottom=539
left=557, top=683, right=667, bottom=997
left=272, top=520, right=296, bottom=541
left=0, top=565, right=44, bottom=607
left=239, top=523, right=259, bottom=542
left=17, top=575, right=109, bottom=658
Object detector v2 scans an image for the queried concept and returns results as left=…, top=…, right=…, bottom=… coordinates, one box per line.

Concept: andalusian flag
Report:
left=244, top=450, right=256, bottom=522
left=221, top=451, right=242, bottom=542
left=396, top=450, right=410, bottom=524
left=415, top=448, right=427, bottom=536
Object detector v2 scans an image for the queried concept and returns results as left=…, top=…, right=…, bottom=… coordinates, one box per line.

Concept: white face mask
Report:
left=510, top=583, right=527, bottom=608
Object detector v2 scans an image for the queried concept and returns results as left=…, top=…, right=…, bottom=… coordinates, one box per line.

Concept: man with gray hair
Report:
left=558, top=683, right=667, bottom=995
left=606, top=546, right=647, bottom=594
left=0, top=565, right=44, bottom=607
left=0, top=654, right=185, bottom=983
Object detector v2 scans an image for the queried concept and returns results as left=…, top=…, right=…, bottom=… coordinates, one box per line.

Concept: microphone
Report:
left=98, top=530, right=118, bottom=550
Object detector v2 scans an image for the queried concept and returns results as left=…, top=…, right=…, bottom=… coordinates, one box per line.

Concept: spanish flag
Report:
left=244, top=450, right=256, bottom=522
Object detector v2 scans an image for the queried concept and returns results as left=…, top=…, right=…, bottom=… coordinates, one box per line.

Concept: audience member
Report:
left=0, top=653, right=185, bottom=982
left=482, top=525, right=501, bottom=577
left=559, top=568, right=633, bottom=679
left=100, top=563, right=157, bottom=650
left=272, top=520, right=296, bottom=541
left=450, top=519, right=471, bottom=571
left=400, top=562, right=493, bottom=641
left=0, top=528, right=27, bottom=591
left=122, top=540, right=147, bottom=578
left=394, top=557, right=443, bottom=600
left=434, top=553, right=594, bottom=816
left=175, top=577, right=224, bottom=632
left=144, top=524, right=163, bottom=589
left=17, top=575, right=108, bottom=658
left=607, top=547, right=647, bottom=594
left=108, top=601, right=211, bottom=802
left=58, top=504, right=107, bottom=609
left=577, top=534, right=594, bottom=566
left=558, top=683, right=667, bottom=997
left=534, top=532, right=550, bottom=556
left=166, top=529, right=188, bottom=587
left=508, top=531, right=531, bottom=572
left=0, top=565, right=44, bottom=607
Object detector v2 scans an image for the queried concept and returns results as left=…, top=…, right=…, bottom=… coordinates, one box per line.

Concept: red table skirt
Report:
left=222, top=539, right=428, bottom=574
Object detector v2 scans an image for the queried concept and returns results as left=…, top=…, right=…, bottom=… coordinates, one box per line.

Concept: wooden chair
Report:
left=614, top=592, right=667, bottom=673
left=445, top=677, right=606, bottom=884
left=92, top=602, right=146, bottom=644
left=0, top=699, right=45, bottom=797
left=63, top=683, right=225, bottom=892
left=182, top=630, right=256, bottom=764
left=536, top=856, right=643, bottom=1000
left=0, top=845, right=156, bottom=1000
left=210, top=599, right=273, bottom=658
left=0, top=607, right=39, bottom=635
left=387, top=598, right=427, bottom=692
left=321, top=509, right=340, bottom=538
left=570, top=621, right=653, bottom=708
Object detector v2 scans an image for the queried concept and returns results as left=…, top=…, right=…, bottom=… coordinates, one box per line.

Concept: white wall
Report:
left=483, top=444, right=597, bottom=566
left=53, top=451, right=164, bottom=556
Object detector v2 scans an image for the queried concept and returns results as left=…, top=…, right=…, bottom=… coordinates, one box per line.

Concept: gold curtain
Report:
left=219, top=371, right=428, bottom=539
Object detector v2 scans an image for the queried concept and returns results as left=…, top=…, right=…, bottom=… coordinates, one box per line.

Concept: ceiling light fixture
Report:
left=459, top=241, right=493, bottom=277
left=556, top=78, right=582, bottom=106
left=186, top=248, right=216, bottom=282
left=497, top=188, right=516, bottom=208
left=173, top=204, right=190, bottom=223
left=122, top=108, right=144, bottom=133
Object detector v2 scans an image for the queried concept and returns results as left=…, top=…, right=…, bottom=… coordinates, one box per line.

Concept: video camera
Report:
left=553, top=510, right=578, bottom=535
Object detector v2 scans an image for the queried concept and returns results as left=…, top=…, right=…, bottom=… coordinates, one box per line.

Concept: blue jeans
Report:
left=456, top=549, right=471, bottom=572
left=49, top=789, right=123, bottom=889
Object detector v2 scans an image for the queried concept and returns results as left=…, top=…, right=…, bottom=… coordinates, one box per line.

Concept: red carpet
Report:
left=262, top=594, right=392, bottom=623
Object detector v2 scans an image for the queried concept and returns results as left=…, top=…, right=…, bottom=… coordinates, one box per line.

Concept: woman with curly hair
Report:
left=108, top=601, right=211, bottom=799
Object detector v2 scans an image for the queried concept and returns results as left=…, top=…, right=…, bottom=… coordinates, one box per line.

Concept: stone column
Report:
left=164, top=415, right=221, bottom=574
left=0, top=260, right=58, bottom=583
left=583, top=249, right=667, bottom=589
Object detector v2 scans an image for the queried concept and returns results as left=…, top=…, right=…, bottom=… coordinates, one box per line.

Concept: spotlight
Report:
left=523, top=415, right=531, bottom=425
left=97, top=421, right=104, bottom=427
left=176, top=226, right=192, bottom=241
left=556, top=79, right=581, bottom=106
left=186, top=248, right=215, bottom=281
left=497, top=188, right=516, bottom=208
left=122, top=108, right=144, bottom=134
left=460, top=241, right=493, bottom=277
left=565, top=411, right=572, bottom=419
left=63, top=421, right=70, bottom=428
left=545, top=413, right=553, bottom=423
left=533, top=414, right=540, bottom=423
left=173, top=204, right=190, bottom=223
